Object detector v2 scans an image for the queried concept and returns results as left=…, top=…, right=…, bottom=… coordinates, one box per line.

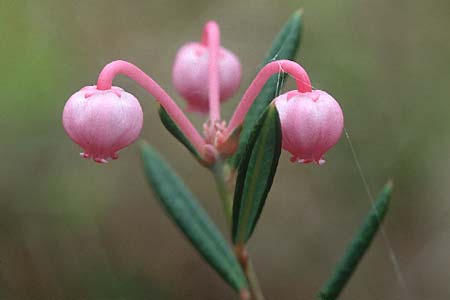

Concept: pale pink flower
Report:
left=274, top=89, right=344, bottom=165
left=172, top=42, right=241, bottom=113
left=62, top=86, right=143, bottom=163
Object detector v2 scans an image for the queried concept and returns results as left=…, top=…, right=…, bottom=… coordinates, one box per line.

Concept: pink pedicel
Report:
left=172, top=23, right=241, bottom=115
left=224, top=60, right=312, bottom=138
left=96, top=60, right=206, bottom=156
left=274, top=90, right=344, bottom=165
left=62, top=86, right=143, bottom=163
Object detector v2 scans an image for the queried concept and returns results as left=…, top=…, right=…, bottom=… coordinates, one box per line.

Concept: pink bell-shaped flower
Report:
left=62, top=86, right=143, bottom=163
left=172, top=42, right=242, bottom=113
left=274, top=90, right=344, bottom=165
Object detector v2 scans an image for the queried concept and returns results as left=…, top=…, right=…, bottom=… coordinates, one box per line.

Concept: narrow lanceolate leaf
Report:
left=232, top=105, right=282, bottom=244
left=319, top=181, right=393, bottom=300
left=140, top=143, right=248, bottom=293
left=231, top=10, right=303, bottom=168
left=158, top=106, right=201, bottom=161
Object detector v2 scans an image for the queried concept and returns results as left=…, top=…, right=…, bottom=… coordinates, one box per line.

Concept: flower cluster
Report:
left=62, top=21, right=343, bottom=165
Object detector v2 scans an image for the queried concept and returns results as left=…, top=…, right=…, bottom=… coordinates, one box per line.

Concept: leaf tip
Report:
left=139, top=141, right=152, bottom=158
left=385, top=179, right=394, bottom=193
left=138, top=139, right=149, bottom=149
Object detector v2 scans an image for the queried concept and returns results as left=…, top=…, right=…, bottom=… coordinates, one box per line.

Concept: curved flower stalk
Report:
left=224, top=60, right=313, bottom=137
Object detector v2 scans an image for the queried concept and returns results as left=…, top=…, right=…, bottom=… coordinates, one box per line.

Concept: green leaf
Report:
left=158, top=106, right=201, bottom=161
left=318, top=181, right=393, bottom=300
left=232, top=105, right=282, bottom=244
left=140, top=143, right=248, bottom=293
left=230, top=10, right=303, bottom=168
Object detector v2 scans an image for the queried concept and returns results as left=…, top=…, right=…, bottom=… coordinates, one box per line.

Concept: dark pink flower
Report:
left=172, top=42, right=241, bottom=113
left=62, top=86, right=143, bottom=163
left=274, top=89, right=344, bottom=165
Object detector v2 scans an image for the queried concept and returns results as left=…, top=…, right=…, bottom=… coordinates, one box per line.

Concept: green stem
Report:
left=212, top=160, right=265, bottom=300
left=212, top=159, right=233, bottom=226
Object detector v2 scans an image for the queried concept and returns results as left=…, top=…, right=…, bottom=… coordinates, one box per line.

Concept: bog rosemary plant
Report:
left=62, top=10, right=392, bottom=300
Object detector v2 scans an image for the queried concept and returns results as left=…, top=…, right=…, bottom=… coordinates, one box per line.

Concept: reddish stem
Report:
left=202, top=21, right=221, bottom=123
left=225, top=60, right=312, bottom=137
left=96, top=60, right=206, bottom=156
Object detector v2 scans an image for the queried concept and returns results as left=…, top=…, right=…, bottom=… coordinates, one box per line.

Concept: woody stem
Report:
left=235, top=245, right=266, bottom=300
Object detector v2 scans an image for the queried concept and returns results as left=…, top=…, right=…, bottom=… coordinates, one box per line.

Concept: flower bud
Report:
left=274, top=90, right=344, bottom=165
left=172, top=42, right=241, bottom=113
left=62, top=86, right=143, bottom=163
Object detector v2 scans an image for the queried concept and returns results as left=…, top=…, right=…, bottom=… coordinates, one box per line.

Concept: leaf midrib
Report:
left=237, top=114, right=272, bottom=242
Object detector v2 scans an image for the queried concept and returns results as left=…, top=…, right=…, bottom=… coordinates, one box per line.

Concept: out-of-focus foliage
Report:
left=1, top=0, right=450, bottom=299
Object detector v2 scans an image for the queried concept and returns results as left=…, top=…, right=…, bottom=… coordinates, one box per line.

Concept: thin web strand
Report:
left=272, top=63, right=411, bottom=298
left=344, top=129, right=412, bottom=299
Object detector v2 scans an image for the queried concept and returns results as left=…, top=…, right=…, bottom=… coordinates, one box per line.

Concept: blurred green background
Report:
left=1, top=0, right=449, bottom=299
